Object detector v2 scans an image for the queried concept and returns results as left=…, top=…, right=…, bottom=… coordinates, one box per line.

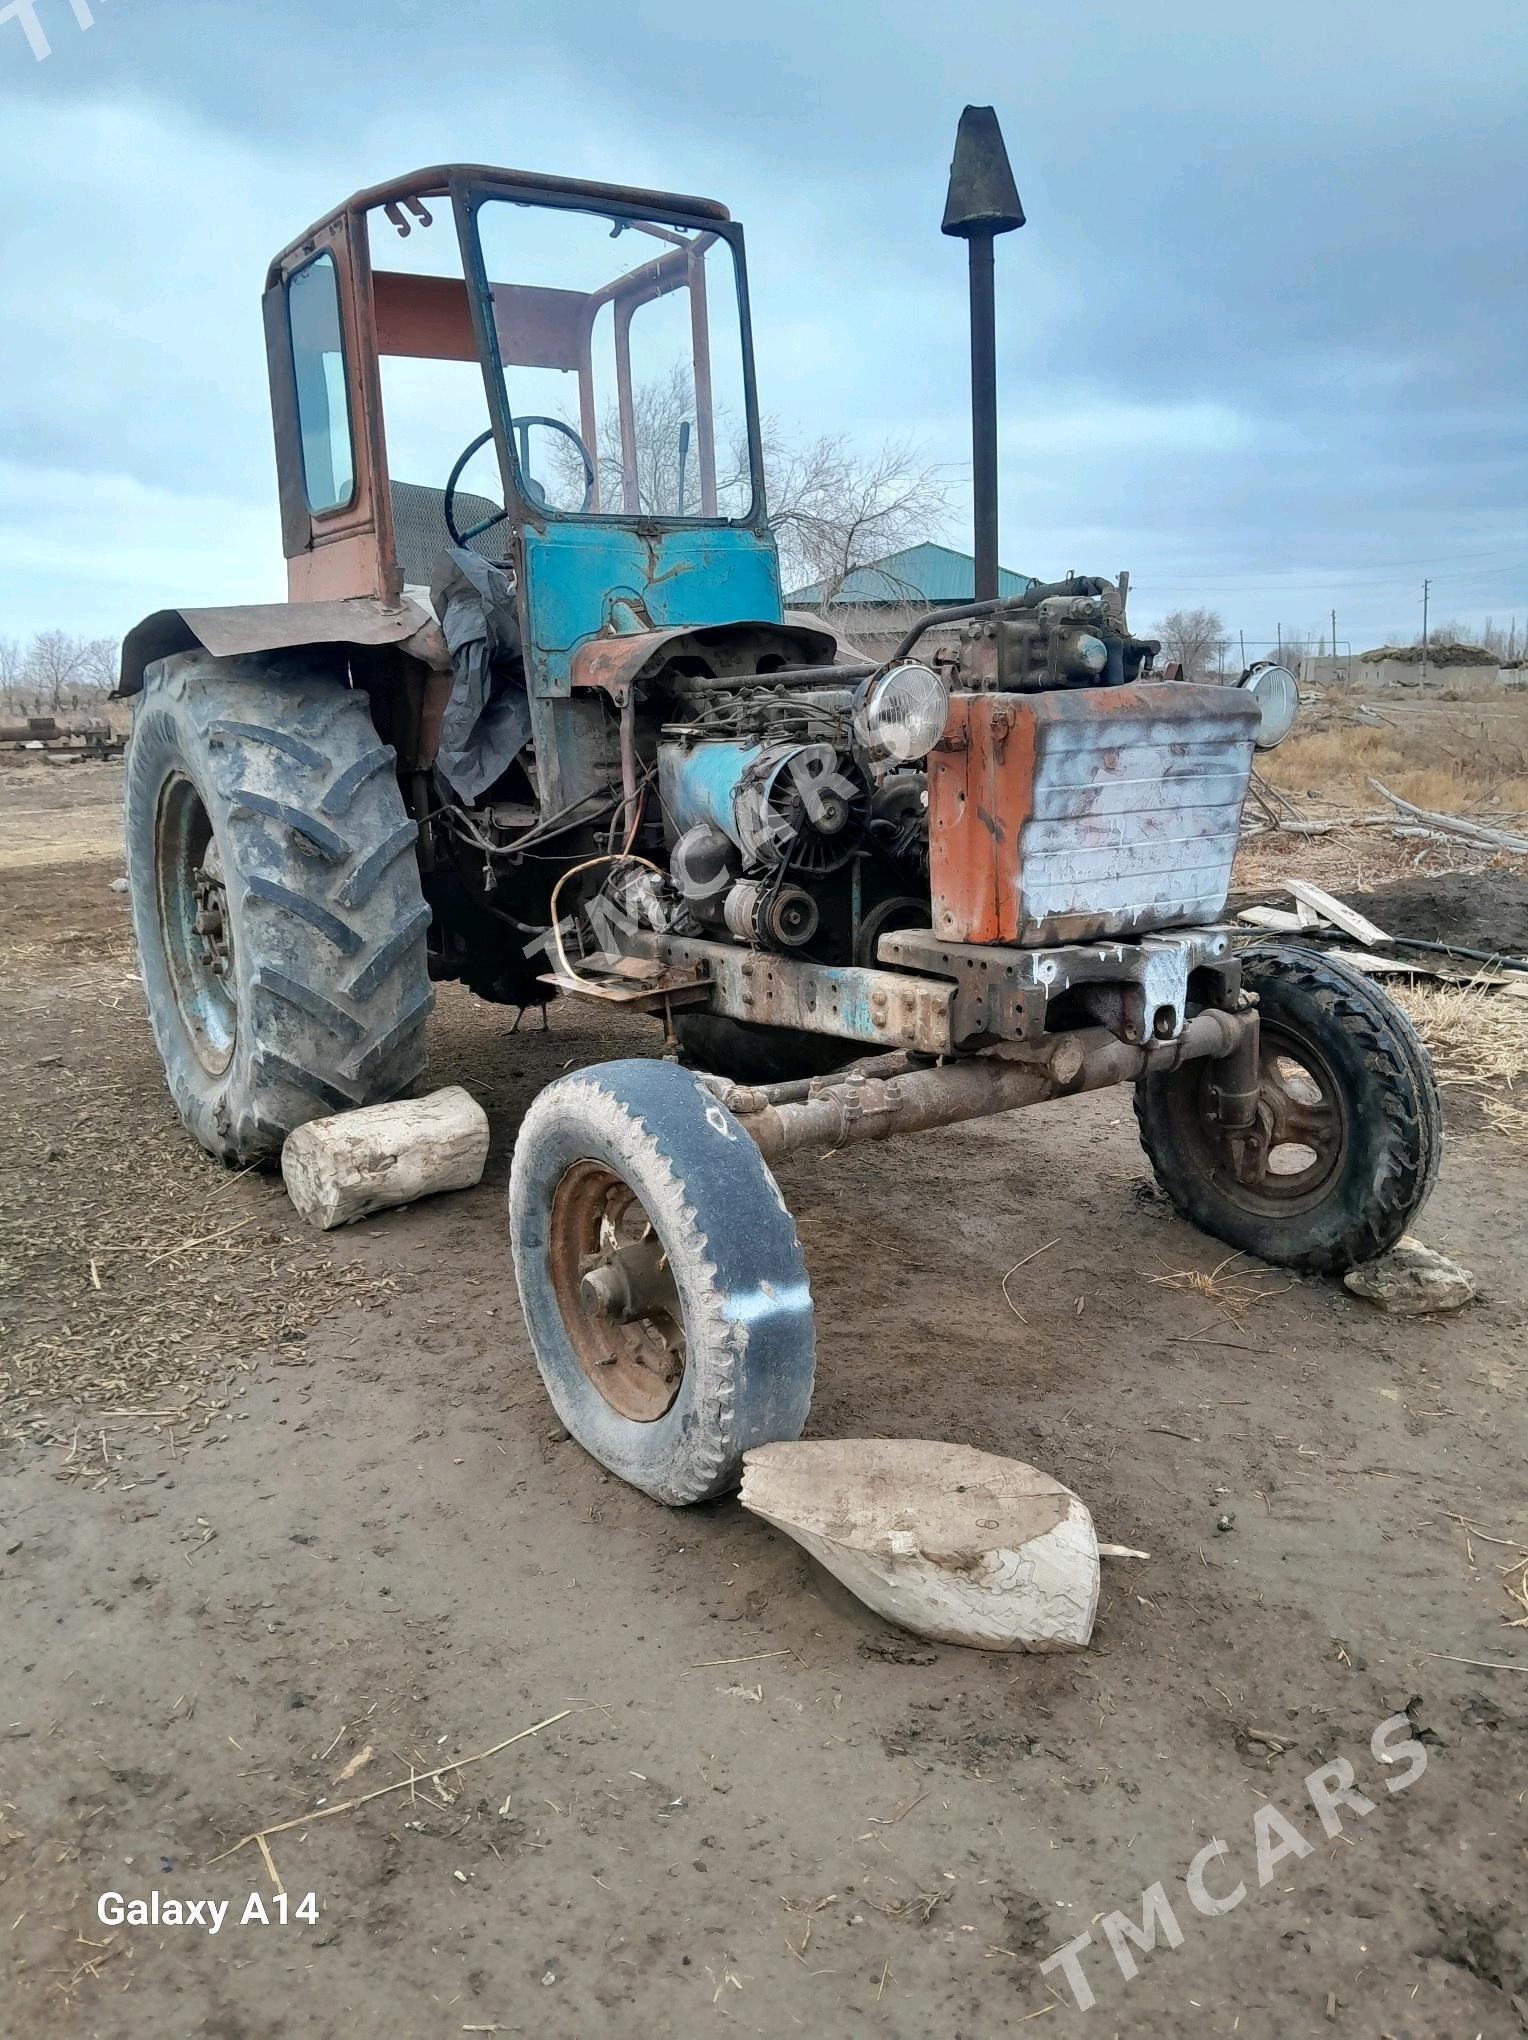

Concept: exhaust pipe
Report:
left=943, top=106, right=1025, bottom=604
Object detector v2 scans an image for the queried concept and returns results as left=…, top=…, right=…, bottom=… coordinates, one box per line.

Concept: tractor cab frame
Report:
left=264, top=167, right=773, bottom=603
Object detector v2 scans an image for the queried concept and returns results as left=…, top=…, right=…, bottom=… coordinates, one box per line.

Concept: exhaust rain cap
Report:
left=942, top=105, right=1025, bottom=239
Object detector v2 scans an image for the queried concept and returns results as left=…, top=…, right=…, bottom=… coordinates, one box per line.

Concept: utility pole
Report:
left=1331, top=609, right=1338, bottom=668
left=1239, top=628, right=1246, bottom=672
left=1421, top=578, right=1430, bottom=685
left=942, top=107, right=1025, bottom=604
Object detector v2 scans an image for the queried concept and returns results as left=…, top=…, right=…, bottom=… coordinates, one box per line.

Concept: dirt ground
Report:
left=3, top=757, right=1526, bottom=2039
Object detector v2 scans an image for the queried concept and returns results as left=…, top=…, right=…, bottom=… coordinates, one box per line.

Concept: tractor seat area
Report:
left=390, top=479, right=512, bottom=592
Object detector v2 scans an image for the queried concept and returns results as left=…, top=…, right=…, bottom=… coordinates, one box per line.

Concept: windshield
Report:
left=470, top=196, right=756, bottom=522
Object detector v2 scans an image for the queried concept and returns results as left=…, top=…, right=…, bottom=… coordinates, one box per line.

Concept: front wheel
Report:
left=509, top=1059, right=815, bottom=1504
left=1134, top=945, right=1442, bottom=1274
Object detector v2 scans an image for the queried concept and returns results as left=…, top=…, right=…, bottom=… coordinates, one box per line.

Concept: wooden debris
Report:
left=1281, top=880, right=1389, bottom=947
left=1368, top=779, right=1528, bottom=855
left=281, top=1085, right=490, bottom=1230
left=740, top=1440, right=1103, bottom=1652
left=1318, top=947, right=1423, bottom=975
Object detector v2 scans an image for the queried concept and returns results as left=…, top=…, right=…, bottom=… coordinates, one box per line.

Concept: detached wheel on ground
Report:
left=124, top=650, right=434, bottom=1165
left=509, top=1058, right=815, bottom=1505
left=1134, top=944, right=1442, bottom=1274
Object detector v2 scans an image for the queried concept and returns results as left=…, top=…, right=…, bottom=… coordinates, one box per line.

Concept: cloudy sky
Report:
left=2, top=0, right=1524, bottom=657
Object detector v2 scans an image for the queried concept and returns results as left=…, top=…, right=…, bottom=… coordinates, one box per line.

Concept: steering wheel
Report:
left=443, top=419, right=595, bottom=547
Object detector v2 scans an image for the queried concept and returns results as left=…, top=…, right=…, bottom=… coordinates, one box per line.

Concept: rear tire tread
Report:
left=125, top=651, right=434, bottom=1165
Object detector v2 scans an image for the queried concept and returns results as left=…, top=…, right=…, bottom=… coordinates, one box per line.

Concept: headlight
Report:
left=1239, top=662, right=1299, bottom=749
left=852, top=663, right=950, bottom=763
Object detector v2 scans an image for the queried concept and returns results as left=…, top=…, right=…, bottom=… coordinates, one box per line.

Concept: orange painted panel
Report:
left=928, top=685, right=1258, bottom=945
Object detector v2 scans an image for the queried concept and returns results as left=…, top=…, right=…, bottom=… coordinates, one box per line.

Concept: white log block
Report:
left=281, top=1086, right=490, bottom=1231
left=741, top=1439, right=1102, bottom=1652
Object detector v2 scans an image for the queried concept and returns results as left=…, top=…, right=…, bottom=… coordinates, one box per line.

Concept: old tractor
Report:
left=120, top=112, right=1440, bottom=1504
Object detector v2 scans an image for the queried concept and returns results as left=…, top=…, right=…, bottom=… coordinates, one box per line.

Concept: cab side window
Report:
left=287, top=251, right=356, bottom=515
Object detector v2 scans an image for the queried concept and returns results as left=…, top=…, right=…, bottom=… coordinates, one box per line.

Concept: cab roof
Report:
left=267, top=164, right=732, bottom=284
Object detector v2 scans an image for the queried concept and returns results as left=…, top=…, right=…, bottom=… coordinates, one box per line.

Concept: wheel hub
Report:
left=193, top=850, right=233, bottom=980
left=154, top=774, right=238, bottom=1076
left=1215, top=1027, right=1346, bottom=1207
left=549, top=1163, right=686, bottom=1422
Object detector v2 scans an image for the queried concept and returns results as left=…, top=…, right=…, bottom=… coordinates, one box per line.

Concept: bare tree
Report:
left=1478, top=616, right=1521, bottom=661
left=1154, top=608, right=1229, bottom=684
left=78, top=636, right=120, bottom=698
left=1276, top=629, right=1312, bottom=669
left=768, top=434, right=953, bottom=610
left=24, top=630, right=86, bottom=712
left=0, top=635, right=22, bottom=707
left=1413, top=617, right=1479, bottom=649
left=549, top=373, right=953, bottom=606
left=546, top=363, right=751, bottom=518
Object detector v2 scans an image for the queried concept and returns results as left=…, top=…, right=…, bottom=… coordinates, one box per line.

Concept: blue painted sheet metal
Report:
left=521, top=520, right=783, bottom=697
left=657, top=739, right=763, bottom=846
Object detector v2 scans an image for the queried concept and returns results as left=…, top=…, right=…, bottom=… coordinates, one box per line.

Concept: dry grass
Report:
left=1262, top=703, right=1528, bottom=818
left=1148, top=1251, right=1289, bottom=1326
left=1427, top=676, right=1528, bottom=704
left=1392, top=980, right=1528, bottom=1144
left=1231, top=816, right=1492, bottom=898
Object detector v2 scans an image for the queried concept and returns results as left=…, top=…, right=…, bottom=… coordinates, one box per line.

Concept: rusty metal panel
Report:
left=371, top=271, right=591, bottom=369
left=117, top=599, right=436, bottom=696
left=877, top=926, right=1235, bottom=1045
left=568, top=618, right=840, bottom=698
left=625, top=932, right=954, bottom=1054
left=928, top=683, right=1258, bottom=945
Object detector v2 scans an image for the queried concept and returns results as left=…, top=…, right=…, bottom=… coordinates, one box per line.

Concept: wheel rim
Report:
left=547, top=1161, right=686, bottom=1422
left=1183, top=1020, right=1348, bottom=1216
left=154, top=774, right=237, bottom=1076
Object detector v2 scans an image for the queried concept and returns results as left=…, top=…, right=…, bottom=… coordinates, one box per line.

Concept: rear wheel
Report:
left=1134, top=945, right=1441, bottom=1273
left=509, top=1058, right=815, bottom=1504
left=124, top=650, right=434, bottom=1164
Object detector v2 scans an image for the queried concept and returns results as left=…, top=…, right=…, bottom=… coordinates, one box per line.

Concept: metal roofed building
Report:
left=784, top=542, right=1034, bottom=659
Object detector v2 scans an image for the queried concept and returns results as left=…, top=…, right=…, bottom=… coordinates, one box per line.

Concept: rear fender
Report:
left=116, top=598, right=444, bottom=698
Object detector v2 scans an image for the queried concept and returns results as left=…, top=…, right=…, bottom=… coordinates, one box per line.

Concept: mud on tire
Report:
left=124, top=650, right=433, bottom=1165
left=1133, top=943, right=1442, bottom=1274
